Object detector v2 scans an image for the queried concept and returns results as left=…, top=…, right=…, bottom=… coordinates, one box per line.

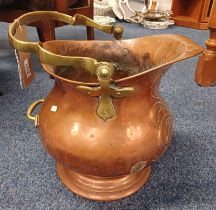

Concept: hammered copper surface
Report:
left=32, top=35, right=203, bottom=200
left=8, top=12, right=203, bottom=199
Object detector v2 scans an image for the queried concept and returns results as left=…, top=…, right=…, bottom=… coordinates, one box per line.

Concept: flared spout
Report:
left=127, top=34, right=203, bottom=68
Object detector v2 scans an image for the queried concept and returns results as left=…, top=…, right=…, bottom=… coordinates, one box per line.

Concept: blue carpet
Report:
left=0, top=21, right=215, bottom=210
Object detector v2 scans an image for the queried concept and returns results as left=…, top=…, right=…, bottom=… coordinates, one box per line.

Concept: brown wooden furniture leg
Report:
left=195, top=0, right=216, bottom=86
left=87, top=26, right=94, bottom=40
left=68, top=0, right=94, bottom=40
left=36, top=20, right=56, bottom=42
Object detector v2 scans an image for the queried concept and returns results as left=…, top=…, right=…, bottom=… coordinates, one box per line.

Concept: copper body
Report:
left=35, top=35, right=202, bottom=201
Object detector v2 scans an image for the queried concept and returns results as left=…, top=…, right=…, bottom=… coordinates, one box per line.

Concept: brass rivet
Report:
left=123, top=48, right=128, bottom=56
left=100, top=68, right=109, bottom=77
left=97, top=67, right=111, bottom=79
left=103, top=110, right=108, bottom=114
left=116, top=92, right=121, bottom=96
left=130, top=161, right=147, bottom=174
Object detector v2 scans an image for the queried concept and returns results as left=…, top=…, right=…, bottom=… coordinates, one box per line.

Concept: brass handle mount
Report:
left=77, top=62, right=135, bottom=121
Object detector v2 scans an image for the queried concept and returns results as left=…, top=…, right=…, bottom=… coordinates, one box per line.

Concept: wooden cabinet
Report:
left=172, top=0, right=214, bottom=29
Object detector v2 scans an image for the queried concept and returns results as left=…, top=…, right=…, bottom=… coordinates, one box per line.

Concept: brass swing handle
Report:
left=8, top=11, right=124, bottom=74
left=9, top=11, right=124, bottom=53
left=77, top=62, right=135, bottom=121
left=27, top=99, right=44, bottom=127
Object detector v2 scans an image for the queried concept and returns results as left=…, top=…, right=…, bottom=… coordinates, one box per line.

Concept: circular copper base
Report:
left=57, top=163, right=152, bottom=201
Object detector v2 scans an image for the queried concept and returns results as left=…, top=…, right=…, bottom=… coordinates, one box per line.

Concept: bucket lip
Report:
left=41, top=34, right=203, bottom=86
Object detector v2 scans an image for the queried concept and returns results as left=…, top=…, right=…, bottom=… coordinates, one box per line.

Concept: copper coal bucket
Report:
left=9, top=11, right=203, bottom=201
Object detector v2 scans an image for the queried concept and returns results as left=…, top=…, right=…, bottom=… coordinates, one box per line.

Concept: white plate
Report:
left=94, top=16, right=116, bottom=25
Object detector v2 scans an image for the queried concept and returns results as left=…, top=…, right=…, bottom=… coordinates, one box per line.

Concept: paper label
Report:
left=51, top=105, right=58, bottom=112
left=14, top=25, right=35, bottom=88
left=14, top=49, right=23, bottom=89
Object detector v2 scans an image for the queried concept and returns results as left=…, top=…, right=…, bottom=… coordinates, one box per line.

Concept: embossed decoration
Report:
left=149, top=73, right=173, bottom=149
left=130, top=161, right=147, bottom=174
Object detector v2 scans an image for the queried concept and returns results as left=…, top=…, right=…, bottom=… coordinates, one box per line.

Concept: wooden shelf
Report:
left=172, top=16, right=208, bottom=30
left=172, top=0, right=214, bottom=29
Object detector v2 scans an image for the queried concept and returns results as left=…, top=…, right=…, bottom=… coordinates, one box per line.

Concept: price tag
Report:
left=14, top=25, right=35, bottom=88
